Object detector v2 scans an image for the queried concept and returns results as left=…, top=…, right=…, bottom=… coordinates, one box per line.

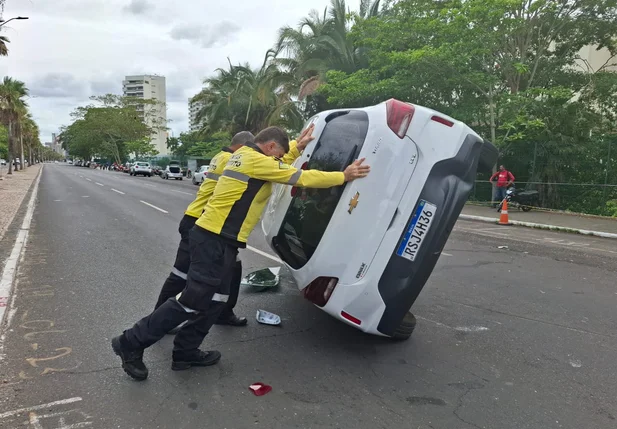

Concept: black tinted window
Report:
left=273, top=110, right=369, bottom=269
left=169, top=166, right=180, bottom=173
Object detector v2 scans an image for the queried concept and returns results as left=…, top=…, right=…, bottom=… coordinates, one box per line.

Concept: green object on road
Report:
left=241, top=267, right=280, bottom=291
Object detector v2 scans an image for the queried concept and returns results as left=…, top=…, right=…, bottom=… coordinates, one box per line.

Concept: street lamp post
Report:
left=0, top=16, right=29, bottom=27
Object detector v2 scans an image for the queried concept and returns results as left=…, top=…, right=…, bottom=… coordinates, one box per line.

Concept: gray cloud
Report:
left=123, top=0, right=151, bottom=15
left=170, top=21, right=240, bottom=48
left=30, top=73, right=89, bottom=99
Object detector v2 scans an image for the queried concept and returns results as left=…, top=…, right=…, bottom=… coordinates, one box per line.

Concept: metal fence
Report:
left=469, top=181, right=617, bottom=216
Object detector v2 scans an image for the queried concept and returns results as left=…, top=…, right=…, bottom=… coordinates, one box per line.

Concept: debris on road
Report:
left=256, top=309, right=281, bottom=326
left=249, top=382, right=272, bottom=396
left=241, top=267, right=280, bottom=291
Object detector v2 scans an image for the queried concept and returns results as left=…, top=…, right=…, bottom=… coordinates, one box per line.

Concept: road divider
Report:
left=140, top=200, right=168, bottom=213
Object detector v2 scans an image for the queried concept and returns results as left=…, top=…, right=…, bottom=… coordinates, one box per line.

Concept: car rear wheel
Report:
left=391, top=312, right=416, bottom=341
left=192, top=177, right=197, bottom=185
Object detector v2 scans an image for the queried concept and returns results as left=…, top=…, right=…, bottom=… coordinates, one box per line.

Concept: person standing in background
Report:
left=489, top=165, right=515, bottom=207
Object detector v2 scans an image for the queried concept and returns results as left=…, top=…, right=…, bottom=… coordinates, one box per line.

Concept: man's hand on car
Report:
left=344, top=158, right=370, bottom=182
left=296, top=124, right=316, bottom=151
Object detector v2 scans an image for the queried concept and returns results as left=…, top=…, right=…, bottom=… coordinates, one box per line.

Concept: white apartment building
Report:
left=122, top=75, right=168, bottom=155
left=189, top=98, right=205, bottom=132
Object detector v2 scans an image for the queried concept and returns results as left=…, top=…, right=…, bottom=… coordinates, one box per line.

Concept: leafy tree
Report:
left=0, top=77, right=29, bottom=173
left=62, top=94, right=164, bottom=164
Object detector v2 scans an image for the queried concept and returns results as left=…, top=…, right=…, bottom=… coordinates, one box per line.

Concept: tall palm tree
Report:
left=0, top=77, right=29, bottom=174
left=0, top=35, right=9, bottom=56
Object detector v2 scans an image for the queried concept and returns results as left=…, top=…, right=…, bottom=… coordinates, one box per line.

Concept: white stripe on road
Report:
left=86, top=178, right=92, bottom=181
left=111, top=188, right=125, bottom=195
left=140, top=200, right=168, bottom=213
left=246, top=245, right=282, bottom=263
left=0, top=397, right=83, bottom=419
left=95, top=182, right=104, bottom=186
left=441, top=252, right=453, bottom=257
left=171, top=190, right=193, bottom=196
left=0, top=166, right=43, bottom=352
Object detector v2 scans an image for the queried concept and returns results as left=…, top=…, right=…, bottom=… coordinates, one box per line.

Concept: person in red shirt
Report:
left=489, top=165, right=515, bottom=206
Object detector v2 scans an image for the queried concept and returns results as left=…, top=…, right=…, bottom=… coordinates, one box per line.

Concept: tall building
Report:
left=122, top=75, right=168, bottom=155
left=189, top=98, right=205, bottom=132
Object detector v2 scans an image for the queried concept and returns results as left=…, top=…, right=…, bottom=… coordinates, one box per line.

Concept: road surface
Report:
left=1, top=164, right=616, bottom=429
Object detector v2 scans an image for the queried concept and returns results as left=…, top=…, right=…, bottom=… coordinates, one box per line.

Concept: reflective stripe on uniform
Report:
left=212, top=293, right=229, bottom=303
left=222, top=169, right=250, bottom=182
left=171, top=267, right=187, bottom=280
left=287, top=170, right=302, bottom=185
left=205, top=172, right=220, bottom=181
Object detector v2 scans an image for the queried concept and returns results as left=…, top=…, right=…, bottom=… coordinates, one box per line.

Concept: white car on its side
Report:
left=192, top=164, right=209, bottom=185
left=262, top=98, right=497, bottom=340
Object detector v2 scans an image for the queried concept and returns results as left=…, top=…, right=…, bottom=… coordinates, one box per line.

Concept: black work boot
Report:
left=111, top=336, right=148, bottom=381
left=215, top=312, right=248, bottom=327
left=171, top=350, right=222, bottom=371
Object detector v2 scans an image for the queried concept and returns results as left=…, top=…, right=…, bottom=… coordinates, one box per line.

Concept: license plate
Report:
left=396, top=200, right=437, bottom=261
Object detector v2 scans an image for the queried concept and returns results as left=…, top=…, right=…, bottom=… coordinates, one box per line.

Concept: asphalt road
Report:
left=1, top=164, right=616, bottom=429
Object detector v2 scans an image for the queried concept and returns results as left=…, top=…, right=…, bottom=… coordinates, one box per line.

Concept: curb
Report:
left=459, top=214, right=617, bottom=240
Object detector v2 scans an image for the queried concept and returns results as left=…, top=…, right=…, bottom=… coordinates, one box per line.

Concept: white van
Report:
left=262, top=99, right=497, bottom=340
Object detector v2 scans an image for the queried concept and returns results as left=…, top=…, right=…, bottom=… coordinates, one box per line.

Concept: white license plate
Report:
left=396, top=200, right=437, bottom=261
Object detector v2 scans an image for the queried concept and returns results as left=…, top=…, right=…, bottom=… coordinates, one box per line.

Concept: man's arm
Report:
left=507, top=171, right=515, bottom=185
left=279, top=140, right=301, bottom=165
left=279, top=124, right=316, bottom=165
left=252, top=155, right=345, bottom=188
left=489, top=172, right=498, bottom=182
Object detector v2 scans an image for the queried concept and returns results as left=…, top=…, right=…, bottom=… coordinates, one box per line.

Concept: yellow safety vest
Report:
left=195, top=142, right=345, bottom=245
left=184, top=141, right=303, bottom=219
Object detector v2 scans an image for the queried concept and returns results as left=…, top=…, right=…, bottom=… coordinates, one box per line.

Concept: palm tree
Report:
left=0, top=77, right=29, bottom=174
left=0, top=35, right=9, bottom=56
left=194, top=55, right=302, bottom=135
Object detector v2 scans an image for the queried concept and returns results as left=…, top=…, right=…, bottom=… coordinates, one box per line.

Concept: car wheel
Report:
left=391, top=312, right=416, bottom=341
left=521, top=205, right=532, bottom=212
left=179, top=178, right=183, bottom=181
left=192, top=177, right=197, bottom=185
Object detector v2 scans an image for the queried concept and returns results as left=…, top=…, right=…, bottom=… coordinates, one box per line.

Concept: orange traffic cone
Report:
left=499, top=199, right=510, bottom=225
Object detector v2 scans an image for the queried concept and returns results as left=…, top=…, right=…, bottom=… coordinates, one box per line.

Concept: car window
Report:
left=169, top=166, right=181, bottom=173
left=273, top=110, right=369, bottom=269
left=136, top=162, right=149, bottom=167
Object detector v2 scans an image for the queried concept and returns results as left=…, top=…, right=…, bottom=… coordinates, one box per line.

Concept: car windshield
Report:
left=272, top=110, right=369, bottom=269
left=169, top=166, right=181, bottom=173
left=136, top=162, right=149, bottom=167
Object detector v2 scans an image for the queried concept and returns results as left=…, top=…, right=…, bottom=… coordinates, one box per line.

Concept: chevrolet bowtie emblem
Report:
left=348, top=192, right=360, bottom=214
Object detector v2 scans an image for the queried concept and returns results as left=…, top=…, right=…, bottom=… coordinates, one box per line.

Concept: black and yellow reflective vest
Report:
left=195, top=142, right=345, bottom=245
left=184, top=141, right=303, bottom=219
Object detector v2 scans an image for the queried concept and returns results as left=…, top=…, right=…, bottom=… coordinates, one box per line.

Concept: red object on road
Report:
left=249, top=382, right=272, bottom=396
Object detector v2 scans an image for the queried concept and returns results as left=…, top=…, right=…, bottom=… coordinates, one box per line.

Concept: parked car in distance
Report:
left=262, top=98, right=498, bottom=341
left=162, top=165, right=183, bottom=180
left=0, top=159, right=6, bottom=165
left=130, top=162, right=152, bottom=177
left=192, top=165, right=209, bottom=185
left=151, top=165, right=162, bottom=176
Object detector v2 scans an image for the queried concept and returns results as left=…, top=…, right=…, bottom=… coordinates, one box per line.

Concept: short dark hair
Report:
left=231, top=131, right=254, bottom=147
left=254, top=126, right=289, bottom=153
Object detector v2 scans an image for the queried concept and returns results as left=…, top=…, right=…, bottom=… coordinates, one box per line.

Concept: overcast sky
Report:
left=0, top=0, right=333, bottom=142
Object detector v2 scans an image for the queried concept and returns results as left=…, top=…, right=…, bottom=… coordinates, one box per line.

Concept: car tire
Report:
left=391, top=312, right=416, bottom=341
left=192, top=177, right=197, bottom=185
left=180, top=178, right=183, bottom=181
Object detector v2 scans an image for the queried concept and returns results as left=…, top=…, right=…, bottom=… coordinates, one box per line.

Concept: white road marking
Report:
left=0, top=167, right=42, bottom=352
left=95, top=182, right=104, bottom=186
left=0, top=397, right=83, bottom=419
left=111, top=188, right=125, bottom=195
left=441, top=252, right=453, bottom=257
left=81, top=196, right=89, bottom=198
left=171, top=189, right=192, bottom=195
left=53, top=199, right=62, bottom=202
left=454, top=326, right=489, bottom=332
left=140, top=200, right=168, bottom=213
left=85, top=178, right=92, bottom=181
left=246, top=245, right=283, bottom=263
left=79, top=175, right=83, bottom=178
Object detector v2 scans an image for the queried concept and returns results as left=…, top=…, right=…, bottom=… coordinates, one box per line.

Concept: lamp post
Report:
left=0, top=16, right=29, bottom=27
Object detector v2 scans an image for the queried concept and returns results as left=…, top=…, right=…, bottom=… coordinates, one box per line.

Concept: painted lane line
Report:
left=95, top=182, right=104, bottom=186
left=0, top=397, right=83, bottom=419
left=111, top=188, right=125, bottom=195
left=81, top=196, right=90, bottom=198
left=171, top=190, right=193, bottom=196
left=86, top=178, right=92, bottom=181
left=0, top=166, right=43, bottom=353
left=246, top=245, right=282, bottom=263
left=140, top=200, right=168, bottom=213
left=441, top=252, right=453, bottom=257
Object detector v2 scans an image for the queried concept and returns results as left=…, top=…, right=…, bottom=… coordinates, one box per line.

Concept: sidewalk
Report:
left=461, top=204, right=617, bottom=236
left=0, top=165, right=42, bottom=241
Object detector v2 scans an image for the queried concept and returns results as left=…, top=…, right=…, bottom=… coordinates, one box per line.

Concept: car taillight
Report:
left=341, top=311, right=361, bottom=325
left=386, top=98, right=415, bottom=138
left=303, top=277, right=339, bottom=307
left=290, top=162, right=309, bottom=197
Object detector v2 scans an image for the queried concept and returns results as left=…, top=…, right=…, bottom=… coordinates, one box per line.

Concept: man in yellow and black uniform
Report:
left=112, top=126, right=370, bottom=381
left=153, top=131, right=255, bottom=329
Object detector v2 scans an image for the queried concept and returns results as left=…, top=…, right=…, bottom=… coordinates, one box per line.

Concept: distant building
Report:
left=189, top=98, right=205, bottom=132
left=576, top=45, right=617, bottom=73
left=122, top=75, right=168, bottom=155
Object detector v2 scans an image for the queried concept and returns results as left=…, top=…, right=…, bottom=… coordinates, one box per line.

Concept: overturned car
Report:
left=262, top=99, right=498, bottom=340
